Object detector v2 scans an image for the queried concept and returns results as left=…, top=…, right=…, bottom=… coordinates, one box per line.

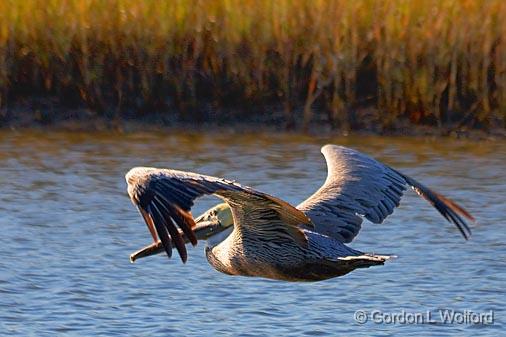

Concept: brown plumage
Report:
left=126, top=145, right=474, bottom=281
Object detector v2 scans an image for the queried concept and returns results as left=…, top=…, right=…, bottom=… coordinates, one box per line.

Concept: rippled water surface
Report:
left=0, top=130, right=505, bottom=336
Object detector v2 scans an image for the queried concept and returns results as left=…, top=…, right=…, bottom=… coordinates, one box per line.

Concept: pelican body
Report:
left=126, top=145, right=474, bottom=282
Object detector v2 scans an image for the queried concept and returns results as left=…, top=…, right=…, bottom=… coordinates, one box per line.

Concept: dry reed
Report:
left=0, top=0, right=504, bottom=129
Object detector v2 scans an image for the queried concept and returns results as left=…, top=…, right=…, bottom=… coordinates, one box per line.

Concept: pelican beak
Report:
left=129, top=240, right=163, bottom=263
left=130, top=219, right=224, bottom=263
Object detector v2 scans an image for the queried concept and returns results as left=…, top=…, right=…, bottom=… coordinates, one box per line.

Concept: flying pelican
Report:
left=126, top=145, right=474, bottom=281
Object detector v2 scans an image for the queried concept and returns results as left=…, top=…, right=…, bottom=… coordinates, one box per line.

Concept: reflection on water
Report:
left=0, top=130, right=505, bottom=336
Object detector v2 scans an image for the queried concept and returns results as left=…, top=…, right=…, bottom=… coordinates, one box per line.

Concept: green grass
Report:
left=0, top=0, right=505, bottom=129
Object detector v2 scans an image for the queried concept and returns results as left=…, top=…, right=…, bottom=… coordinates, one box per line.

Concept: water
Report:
left=0, top=130, right=504, bottom=336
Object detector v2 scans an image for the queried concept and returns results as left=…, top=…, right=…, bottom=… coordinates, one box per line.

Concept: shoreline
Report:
left=1, top=105, right=505, bottom=140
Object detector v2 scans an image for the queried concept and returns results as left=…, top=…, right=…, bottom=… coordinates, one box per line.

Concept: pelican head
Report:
left=129, top=203, right=234, bottom=263
left=199, top=203, right=234, bottom=247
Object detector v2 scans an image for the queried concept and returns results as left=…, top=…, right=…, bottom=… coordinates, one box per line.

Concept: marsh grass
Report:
left=0, top=0, right=505, bottom=129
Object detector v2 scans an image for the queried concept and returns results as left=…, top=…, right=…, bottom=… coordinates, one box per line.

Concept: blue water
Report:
left=0, top=131, right=504, bottom=336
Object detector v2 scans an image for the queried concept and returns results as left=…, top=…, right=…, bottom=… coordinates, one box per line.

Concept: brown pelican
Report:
left=126, top=145, right=474, bottom=281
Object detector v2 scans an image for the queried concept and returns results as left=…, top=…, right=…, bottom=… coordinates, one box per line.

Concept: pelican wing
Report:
left=297, top=145, right=474, bottom=243
left=126, top=167, right=312, bottom=262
